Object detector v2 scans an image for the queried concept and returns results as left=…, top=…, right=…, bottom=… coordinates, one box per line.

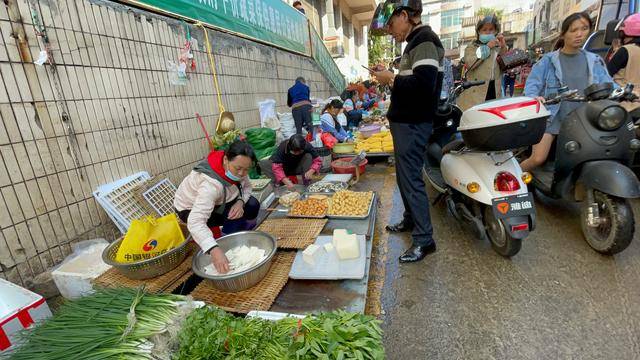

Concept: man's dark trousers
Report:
left=390, top=121, right=435, bottom=247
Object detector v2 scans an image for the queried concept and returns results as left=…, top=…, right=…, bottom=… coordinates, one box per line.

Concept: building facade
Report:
left=288, top=0, right=377, bottom=81
left=422, top=0, right=474, bottom=58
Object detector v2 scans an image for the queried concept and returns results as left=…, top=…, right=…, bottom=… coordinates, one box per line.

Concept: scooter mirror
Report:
left=604, top=20, right=620, bottom=46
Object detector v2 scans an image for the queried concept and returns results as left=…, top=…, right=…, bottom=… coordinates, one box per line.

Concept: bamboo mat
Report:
left=190, top=251, right=295, bottom=314
left=257, top=218, right=327, bottom=249
left=94, top=250, right=194, bottom=294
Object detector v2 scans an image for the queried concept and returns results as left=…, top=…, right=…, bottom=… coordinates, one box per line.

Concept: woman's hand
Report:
left=497, top=34, right=507, bottom=49
left=373, top=70, right=395, bottom=86
left=228, top=200, right=245, bottom=220
left=210, top=247, right=230, bottom=274
left=304, top=169, right=316, bottom=180
left=535, top=96, right=546, bottom=104
left=283, top=178, right=296, bottom=190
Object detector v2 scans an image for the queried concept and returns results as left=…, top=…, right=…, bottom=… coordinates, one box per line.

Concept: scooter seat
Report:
left=442, top=139, right=465, bottom=154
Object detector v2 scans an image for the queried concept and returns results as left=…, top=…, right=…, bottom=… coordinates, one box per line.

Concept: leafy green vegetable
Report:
left=174, top=308, right=384, bottom=360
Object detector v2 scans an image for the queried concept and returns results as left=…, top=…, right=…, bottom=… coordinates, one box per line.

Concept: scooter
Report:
left=530, top=83, right=640, bottom=255
left=424, top=81, right=548, bottom=257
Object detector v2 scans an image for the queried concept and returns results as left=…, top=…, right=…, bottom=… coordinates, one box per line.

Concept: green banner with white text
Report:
left=123, top=0, right=345, bottom=92
left=127, top=0, right=311, bottom=55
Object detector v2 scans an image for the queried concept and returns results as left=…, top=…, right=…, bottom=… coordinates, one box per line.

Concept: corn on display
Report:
left=354, top=130, right=394, bottom=153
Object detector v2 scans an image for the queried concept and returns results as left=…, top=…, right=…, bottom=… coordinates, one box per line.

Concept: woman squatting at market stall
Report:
left=259, top=134, right=323, bottom=190
left=173, top=141, right=260, bottom=274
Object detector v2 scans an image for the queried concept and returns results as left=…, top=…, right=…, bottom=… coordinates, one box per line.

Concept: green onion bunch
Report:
left=3, top=288, right=184, bottom=360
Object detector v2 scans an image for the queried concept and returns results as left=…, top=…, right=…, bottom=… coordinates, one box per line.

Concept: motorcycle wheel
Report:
left=483, top=206, right=522, bottom=257
left=580, top=191, right=634, bottom=255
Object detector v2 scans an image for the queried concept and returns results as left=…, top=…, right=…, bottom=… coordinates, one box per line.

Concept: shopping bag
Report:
left=321, top=132, right=338, bottom=149
left=115, top=213, right=185, bottom=263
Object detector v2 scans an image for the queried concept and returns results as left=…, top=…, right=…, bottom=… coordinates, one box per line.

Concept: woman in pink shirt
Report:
left=174, top=141, right=259, bottom=274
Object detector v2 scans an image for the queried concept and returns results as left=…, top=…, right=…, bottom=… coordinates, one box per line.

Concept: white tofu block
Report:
left=302, top=244, right=321, bottom=266
left=323, top=243, right=334, bottom=252
left=332, top=229, right=349, bottom=247
left=335, top=234, right=359, bottom=260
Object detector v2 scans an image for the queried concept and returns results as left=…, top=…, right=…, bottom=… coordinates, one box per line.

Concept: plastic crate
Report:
left=142, top=179, right=177, bottom=217
left=93, top=172, right=153, bottom=233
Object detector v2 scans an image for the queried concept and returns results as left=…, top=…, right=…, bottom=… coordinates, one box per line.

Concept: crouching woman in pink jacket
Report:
left=259, top=134, right=323, bottom=189
left=174, top=141, right=260, bottom=274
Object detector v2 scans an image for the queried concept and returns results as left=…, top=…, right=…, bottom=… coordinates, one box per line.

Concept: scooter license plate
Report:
left=491, top=193, right=535, bottom=219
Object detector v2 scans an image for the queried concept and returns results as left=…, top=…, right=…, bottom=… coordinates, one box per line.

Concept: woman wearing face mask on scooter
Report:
left=520, top=12, right=615, bottom=172
left=457, top=15, right=508, bottom=111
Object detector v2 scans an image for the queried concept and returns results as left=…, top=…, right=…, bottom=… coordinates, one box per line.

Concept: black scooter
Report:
left=530, top=83, right=640, bottom=254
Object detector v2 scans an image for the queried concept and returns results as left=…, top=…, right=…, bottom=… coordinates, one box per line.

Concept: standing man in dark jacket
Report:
left=287, top=77, right=313, bottom=135
left=370, top=0, right=444, bottom=263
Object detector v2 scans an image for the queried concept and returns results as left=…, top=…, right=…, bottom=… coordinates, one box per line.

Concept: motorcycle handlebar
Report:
left=462, top=80, right=486, bottom=89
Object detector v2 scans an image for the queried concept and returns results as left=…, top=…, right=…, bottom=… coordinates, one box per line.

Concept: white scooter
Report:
left=424, top=81, right=550, bottom=256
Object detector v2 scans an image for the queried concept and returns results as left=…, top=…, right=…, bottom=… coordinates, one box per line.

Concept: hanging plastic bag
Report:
left=115, top=213, right=185, bottom=263
left=167, top=61, right=188, bottom=86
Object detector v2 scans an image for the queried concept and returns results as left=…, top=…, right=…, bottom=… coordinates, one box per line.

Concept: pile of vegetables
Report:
left=174, top=307, right=384, bottom=359
left=212, top=130, right=243, bottom=150
left=4, top=288, right=185, bottom=360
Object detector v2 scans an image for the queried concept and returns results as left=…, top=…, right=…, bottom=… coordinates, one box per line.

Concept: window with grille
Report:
left=440, top=33, right=460, bottom=49
left=441, top=9, right=464, bottom=28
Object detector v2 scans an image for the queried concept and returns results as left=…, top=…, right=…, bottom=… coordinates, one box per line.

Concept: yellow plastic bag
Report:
left=115, top=213, right=186, bottom=263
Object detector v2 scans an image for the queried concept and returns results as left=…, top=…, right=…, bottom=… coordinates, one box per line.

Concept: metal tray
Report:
left=286, top=195, right=329, bottom=219
left=287, top=213, right=327, bottom=219
left=327, top=193, right=376, bottom=220
left=306, top=181, right=349, bottom=194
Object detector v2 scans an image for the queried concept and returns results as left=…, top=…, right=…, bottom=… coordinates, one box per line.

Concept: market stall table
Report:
left=263, top=187, right=378, bottom=314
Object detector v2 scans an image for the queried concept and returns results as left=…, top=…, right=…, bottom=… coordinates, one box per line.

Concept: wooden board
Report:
left=257, top=218, right=328, bottom=249
left=93, top=251, right=194, bottom=294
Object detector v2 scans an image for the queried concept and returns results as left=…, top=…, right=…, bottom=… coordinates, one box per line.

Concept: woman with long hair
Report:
left=520, top=12, right=614, bottom=172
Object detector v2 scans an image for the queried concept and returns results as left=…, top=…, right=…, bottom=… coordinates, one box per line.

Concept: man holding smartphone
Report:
left=370, top=0, right=444, bottom=263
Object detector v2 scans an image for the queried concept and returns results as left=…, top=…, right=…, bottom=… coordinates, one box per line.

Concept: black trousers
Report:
left=292, top=104, right=313, bottom=134
left=390, top=121, right=435, bottom=247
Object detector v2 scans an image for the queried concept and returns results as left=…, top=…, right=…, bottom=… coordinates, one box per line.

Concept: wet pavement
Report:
left=375, top=166, right=640, bottom=359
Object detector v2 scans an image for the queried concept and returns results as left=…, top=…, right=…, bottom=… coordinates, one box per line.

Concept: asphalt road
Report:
left=380, top=177, right=640, bottom=359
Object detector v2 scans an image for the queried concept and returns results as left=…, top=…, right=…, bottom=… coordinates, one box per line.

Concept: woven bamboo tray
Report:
left=94, top=244, right=194, bottom=293
left=189, top=251, right=295, bottom=313
left=257, top=218, right=328, bottom=249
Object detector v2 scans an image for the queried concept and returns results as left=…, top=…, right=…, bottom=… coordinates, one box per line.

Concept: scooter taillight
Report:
left=494, top=172, right=521, bottom=192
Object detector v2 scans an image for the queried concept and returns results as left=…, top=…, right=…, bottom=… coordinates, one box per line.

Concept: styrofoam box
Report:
left=51, top=242, right=112, bottom=299
left=0, top=279, right=52, bottom=352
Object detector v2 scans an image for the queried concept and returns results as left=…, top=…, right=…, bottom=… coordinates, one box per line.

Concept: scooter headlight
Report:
left=597, top=105, right=626, bottom=131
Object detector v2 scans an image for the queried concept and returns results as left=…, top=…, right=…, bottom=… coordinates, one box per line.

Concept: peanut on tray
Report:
left=290, top=198, right=329, bottom=217
left=328, top=191, right=374, bottom=216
